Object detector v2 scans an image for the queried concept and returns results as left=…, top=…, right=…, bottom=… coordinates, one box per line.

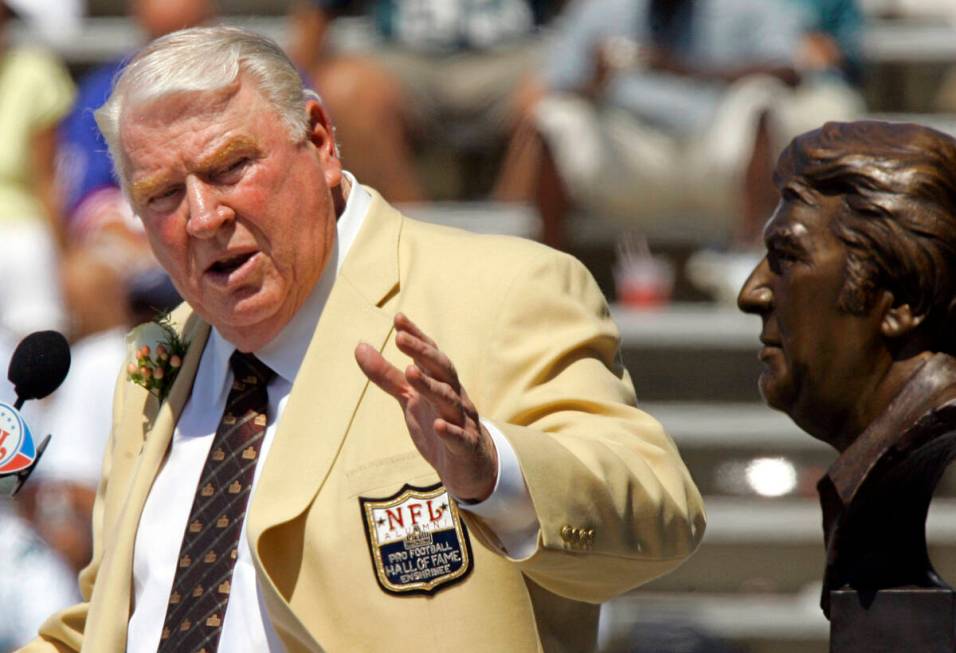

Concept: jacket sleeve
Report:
left=462, top=247, right=705, bottom=603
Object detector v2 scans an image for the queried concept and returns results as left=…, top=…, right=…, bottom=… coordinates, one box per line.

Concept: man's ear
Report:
left=878, top=291, right=926, bottom=338
left=305, top=99, right=342, bottom=187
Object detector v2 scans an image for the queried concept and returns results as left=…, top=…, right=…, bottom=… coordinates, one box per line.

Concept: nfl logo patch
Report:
left=0, top=402, right=36, bottom=475
left=360, top=483, right=474, bottom=596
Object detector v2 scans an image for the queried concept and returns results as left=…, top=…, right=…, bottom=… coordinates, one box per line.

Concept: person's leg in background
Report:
left=313, top=55, right=427, bottom=202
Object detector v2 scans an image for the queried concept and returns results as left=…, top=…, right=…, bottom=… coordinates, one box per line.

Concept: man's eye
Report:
left=148, top=186, right=182, bottom=210
left=216, top=158, right=249, bottom=180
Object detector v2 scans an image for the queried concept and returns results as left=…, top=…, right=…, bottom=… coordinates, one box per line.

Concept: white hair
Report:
left=95, top=25, right=321, bottom=187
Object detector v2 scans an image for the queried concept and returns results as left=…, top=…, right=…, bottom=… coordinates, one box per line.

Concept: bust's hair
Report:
left=776, top=120, right=956, bottom=353
left=95, top=25, right=319, bottom=186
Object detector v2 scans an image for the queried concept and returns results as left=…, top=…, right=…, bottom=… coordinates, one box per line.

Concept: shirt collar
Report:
left=203, top=171, right=370, bottom=392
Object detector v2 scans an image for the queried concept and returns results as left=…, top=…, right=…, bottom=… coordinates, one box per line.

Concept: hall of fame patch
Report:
left=360, top=483, right=473, bottom=596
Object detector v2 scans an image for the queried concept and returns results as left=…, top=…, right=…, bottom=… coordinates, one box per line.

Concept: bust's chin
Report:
left=759, top=376, right=849, bottom=451
left=757, top=372, right=792, bottom=416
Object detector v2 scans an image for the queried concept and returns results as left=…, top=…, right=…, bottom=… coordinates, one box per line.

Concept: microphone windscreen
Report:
left=8, top=330, right=71, bottom=402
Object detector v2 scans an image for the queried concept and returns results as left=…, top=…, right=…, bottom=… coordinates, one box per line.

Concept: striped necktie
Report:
left=158, top=351, right=275, bottom=652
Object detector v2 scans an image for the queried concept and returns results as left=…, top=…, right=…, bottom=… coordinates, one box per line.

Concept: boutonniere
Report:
left=126, top=312, right=189, bottom=400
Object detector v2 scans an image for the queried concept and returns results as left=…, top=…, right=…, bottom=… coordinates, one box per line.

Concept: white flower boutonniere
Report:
left=126, top=312, right=189, bottom=400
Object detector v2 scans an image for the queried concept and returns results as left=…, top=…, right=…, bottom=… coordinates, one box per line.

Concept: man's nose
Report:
left=737, top=258, right=773, bottom=314
left=185, top=176, right=234, bottom=238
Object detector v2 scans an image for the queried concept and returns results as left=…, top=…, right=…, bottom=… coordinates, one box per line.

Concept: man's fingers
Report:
left=406, top=365, right=467, bottom=426
left=394, top=313, right=462, bottom=388
left=395, top=331, right=459, bottom=386
left=394, top=313, right=438, bottom=348
left=433, top=418, right=478, bottom=455
left=434, top=419, right=499, bottom=502
left=355, top=342, right=410, bottom=403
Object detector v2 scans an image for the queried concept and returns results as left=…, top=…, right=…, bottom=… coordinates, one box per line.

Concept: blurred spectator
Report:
left=684, top=0, right=865, bottom=303
left=937, top=76, right=956, bottom=114
left=873, top=0, right=956, bottom=22
left=57, top=0, right=214, bottom=340
left=527, top=0, right=862, bottom=249
left=59, top=0, right=215, bottom=246
left=782, top=0, right=865, bottom=135
left=0, top=1, right=74, bottom=340
left=930, top=0, right=956, bottom=111
left=0, top=505, right=80, bottom=651
left=2, top=0, right=84, bottom=48
left=287, top=0, right=559, bottom=202
left=792, top=0, right=863, bottom=85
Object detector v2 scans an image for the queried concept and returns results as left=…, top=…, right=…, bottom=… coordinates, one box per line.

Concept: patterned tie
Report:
left=158, top=351, right=276, bottom=653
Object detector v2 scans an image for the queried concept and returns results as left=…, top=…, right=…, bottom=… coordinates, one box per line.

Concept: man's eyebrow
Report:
left=196, top=135, right=258, bottom=172
left=130, top=173, right=170, bottom=207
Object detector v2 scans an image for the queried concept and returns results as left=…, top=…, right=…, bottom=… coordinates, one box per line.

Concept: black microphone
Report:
left=0, top=330, right=71, bottom=496
left=9, top=330, right=71, bottom=409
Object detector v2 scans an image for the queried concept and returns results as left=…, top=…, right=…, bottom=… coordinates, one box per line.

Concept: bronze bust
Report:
left=737, top=120, right=956, bottom=618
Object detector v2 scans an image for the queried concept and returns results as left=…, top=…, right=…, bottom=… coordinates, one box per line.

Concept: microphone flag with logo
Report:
left=0, top=330, right=70, bottom=496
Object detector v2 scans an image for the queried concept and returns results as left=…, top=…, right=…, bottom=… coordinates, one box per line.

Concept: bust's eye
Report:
left=767, top=248, right=797, bottom=274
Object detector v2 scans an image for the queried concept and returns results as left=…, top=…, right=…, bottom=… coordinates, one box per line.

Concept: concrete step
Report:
left=603, top=589, right=828, bottom=653
left=612, top=305, right=760, bottom=349
left=644, top=401, right=956, bottom=501
left=643, top=498, right=956, bottom=594
left=644, top=401, right=818, bottom=450
left=395, top=201, right=540, bottom=238
left=643, top=401, right=834, bottom=498
left=614, top=304, right=764, bottom=402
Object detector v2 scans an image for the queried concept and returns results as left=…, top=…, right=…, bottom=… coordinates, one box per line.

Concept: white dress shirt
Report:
left=127, top=174, right=537, bottom=652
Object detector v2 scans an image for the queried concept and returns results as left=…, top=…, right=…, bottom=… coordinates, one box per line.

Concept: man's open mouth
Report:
left=209, top=252, right=255, bottom=275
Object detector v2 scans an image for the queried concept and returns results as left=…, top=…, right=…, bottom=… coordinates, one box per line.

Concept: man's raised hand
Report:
left=354, top=313, right=498, bottom=502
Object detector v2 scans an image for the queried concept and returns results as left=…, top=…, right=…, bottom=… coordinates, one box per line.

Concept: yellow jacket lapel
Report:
left=82, top=310, right=209, bottom=650
left=248, top=191, right=400, bottom=609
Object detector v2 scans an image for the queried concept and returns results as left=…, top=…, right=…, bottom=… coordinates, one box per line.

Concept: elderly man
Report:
left=21, top=26, right=704, bottom=652
left=738, top=121, right=956, bottom=616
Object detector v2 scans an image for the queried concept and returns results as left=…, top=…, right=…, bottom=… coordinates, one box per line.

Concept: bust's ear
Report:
left=879, top=291, right=926, bottom=338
